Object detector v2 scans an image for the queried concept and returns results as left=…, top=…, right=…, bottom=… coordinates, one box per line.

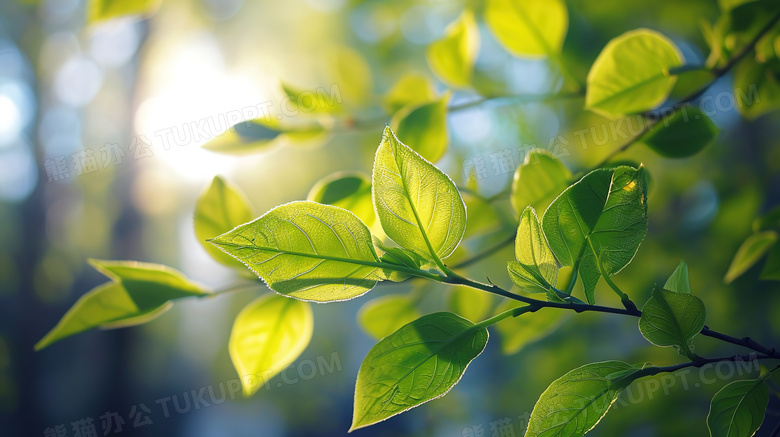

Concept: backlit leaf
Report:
left=426, top=10, right=479, bottom=88
left=229, top=294, right=313, bottom=397
left=195, top=176, right=255, bottom=269
left=707, top=378, right=769, bottom=437
left=586, top=29, right=683, bottom=118
left=664, top=260, right=691, bottom=294
left=88, top=0, right=161, bottom=23
left=357, top=295, right=421, bottom=340
left=372, top=127, right=467, bottom=262
left=383, top=73, right=438, bottom=114
left=641, top=107, right=719, bottom=158
left=307, top=172, right=382, bottom=238
left=449, top=286, right=493, bottom=322
left=508, top=207, right=558, bottom=294
left=639, top=287, right=706, bottom=359
left=390, top=93, right=451, bottom=163
left=485, top=0, right=568, bottom=58
left=210, top=201, right=384, bottom=302
left=351, top=312, right=488, bottom=431
left=724, top=231, right=778, bottom=283
left=494, top=300, right=565, bottom=355
left=511, top=149, right=572, bottom=217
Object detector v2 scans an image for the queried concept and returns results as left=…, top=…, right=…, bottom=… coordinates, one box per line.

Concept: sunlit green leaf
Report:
left=351, top=312, right=488, bottom=431
left=526, top=361, right=637, bottom=437
left=35, top=260, right=206, bottom=350
left=493, top=300, right=564, bottom=354
left=507, top=207, right=558, bottom=294
left=641, top=107, right=719, bottom=158
left=724, top=231, right=778, bottom=283
left=707, top=378, right=769, bottom=437
left=324, top=46, right=373, bottom=108
left=357, top=295, right=421, bottom=340
left=542, top=166, right=648, bottom=303
left=485, top=0, right=568, bottom=58
left=511, top=149, right=572, bottom=217
left=586, top=29, right=683, bottom=118
left=426, top=10, right=479, bottom=88
left=195, top=176, right=255, bottom=269
left=307, top=172, right=382, bottom=238
left=88, top=0, right=160, bottom=23
left=390, top=93, right=451, bottom=163
left=449, top=286, right=493, bottom=322
left=210, top=201, right=384, bottom=302
left=372, top=127, right=467, bottom=262
left=229, top=294, right=313, bottom=397
left=664, top=260, right=691, bottom=294
left=639, top=287, right=706, bottom=359
left=202, top=118, right=325, bottom=155
left=449, top=191, right=508, bottom=264
left=383, top=73, right=438, bottom=114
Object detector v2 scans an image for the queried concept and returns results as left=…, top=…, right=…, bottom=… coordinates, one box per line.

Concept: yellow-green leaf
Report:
left=323, top=46, right=373, bottom=108
left=35, top=260, right=205, bottom=350
left=357, top=295, right=421, bottom=340
left=485, top=0, right=568, bottom=58
left=507, top=207, right=559, bottom=294
left=448, top=286, right=493, bottom=322
left=511, top=149, right=572, bottom=217
left=229, top=294, right=313, bottom=397
left=724, top=231, right=778, bottom=283
left=372, top=127, right=467, bottom=262
left=586, top=29, right=683, bottom=118
left=88, top=0, right=161, bottom=24
left=195, top=176, right=255, bottom=269
left=202, top=118, right=326, bottom=155
left=494, top=300, right=564, bottom=354
left=210, top=201, right=384, bottom=302
left=307, top=171, right=383, bottom=238
left=426, top=10, right=479, bottom=88
left=390, top=93, right=451, bottom=163
left=383, top=73, right=438, bottom=114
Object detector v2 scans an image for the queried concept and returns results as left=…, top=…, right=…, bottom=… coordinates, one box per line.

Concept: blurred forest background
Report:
left=1, top=0, right=779, bottom=435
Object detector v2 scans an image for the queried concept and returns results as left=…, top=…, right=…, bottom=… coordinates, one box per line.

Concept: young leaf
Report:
left=638, top=287, right=706, bottom=359
left=641, top=107, right=719, bottom=158
left=511, top=149, right=572, bottom=216
left=383, top=73, right=438, bottom=114
left=390, top=93, right=451, bottom=163
left=526, top=361, right=637, bottom=437
left=194, top=176, right=255, bottom=269
left=372, top=127, right=467, bottom=263
left=664, top=260, right=691, bottom=294
left=732, top=57, right=780, bottom=121
left=357, top=295, right=421, bottom=340
left=724, top=231, right=778, bottom=283
left=351, top=312, right=488, bottom=431
left=210, top=201, right=384, bottom=302
left=202, top=117, right=326, bottom=155
left=449, top=286, right=493, bottom=322
left=485, top=0, right=569, bottom=58
left=507, top=207, right=559, bottom=294
left=307, top=171, right=382, bottom=238
left=493, top=301, right=565, bottom=355
left=323, top=46, right=373, bottom=109
left=36, top=260, right=206, bottom=350
left=426, top=10, right=479, bottom=88
left=586, top=29, right=683, bottom=118
left=88, top=0, right=160, bottom=24
left=229, top=294, right=313, bottom=397
left=707, top=378, right=770, bottom=437
left=542, top=166, right=648, bottom=303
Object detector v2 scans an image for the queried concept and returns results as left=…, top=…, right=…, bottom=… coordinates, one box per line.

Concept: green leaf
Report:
left=752, top=206, right=780, bottom=232
left=641, top=107, right=719, bottom=158
left=202, top=118, right=325, bottom=155
left=350, top=312, right=488, bottom=431
left=372, top=127, right=467, bottom=263
left=195, top=176, right=255, bottom=269
left=383, top=73, right=438, bottom=114
left=586, top=29, right=683, bottom=118
left=733, top=59, right=780, bottom=120
left=542, top=166, right=648, bottom=303
left=449, top=286, right=493, bottom=322
left=526, top=361, right=636, bottom=437
left=493, top=300, right=564, bottom=354
left=724, top=231, right=778, bottom=283
left=307, top=171, right=382, bottom=238
left=210, top=201, right=384, bottom=302
left=664, top=260, right=691, bottom=294
left=485, top=0, right=568, bottom=58
left=324, top=46, right=373, bottom=108
left=357, top=295, right=422, bottom=340
left=426, top=10, right=479, bottom=88
left=511, top=149, right=572, bottom=217
left=390, top=93, right=451, bottom=163
left=229, top=294, right=313, bottom=397
left=507, top=207, right=559, bottom=294
left=760, top=243, right=780, bottom=281
left=707, top=378, right=770, bottom=437
left=638, top=287, right=706, bottom=359
left=87, top=0, right=160, bottom=23
left=35, top=260, right=206, bottom=350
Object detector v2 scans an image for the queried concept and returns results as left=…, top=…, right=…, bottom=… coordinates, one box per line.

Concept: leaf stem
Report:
left=473, top=305, right=535, bottom=330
